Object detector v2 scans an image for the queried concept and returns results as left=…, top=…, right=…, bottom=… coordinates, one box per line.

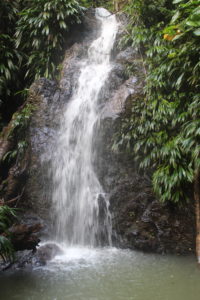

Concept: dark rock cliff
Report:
left=0, top=9, right=195, bottom=260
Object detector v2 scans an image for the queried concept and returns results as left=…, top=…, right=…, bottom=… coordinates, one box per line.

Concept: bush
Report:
left=118, top=0, right=200, bottom=204
left=16, top=0, right=83, bottom=81
left=0, top=0, right=83, bottom=127
left=0, top=206, right=17, bottom=263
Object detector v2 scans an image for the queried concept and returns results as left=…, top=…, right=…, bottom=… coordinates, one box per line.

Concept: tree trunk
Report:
left=194, top=169, right=200, bottom=263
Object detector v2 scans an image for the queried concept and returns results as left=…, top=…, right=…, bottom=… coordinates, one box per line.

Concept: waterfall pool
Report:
left=0, top=247, right=199, bottom=300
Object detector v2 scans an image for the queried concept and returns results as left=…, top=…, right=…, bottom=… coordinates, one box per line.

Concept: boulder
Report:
left=9, top=223, right=42, bottom=251
left=33, top=242, right=63, bottom=266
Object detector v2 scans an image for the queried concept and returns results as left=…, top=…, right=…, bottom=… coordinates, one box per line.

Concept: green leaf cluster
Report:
left=0, top=1, right=22, bottom=98
left=0, top=206, right=17, bottom=263
left=0, top=0, right=83, bottom=128
left=118, top=0, right=200, bottom=204
left=79, top=0, right=113, bottom=9
left=3, top=103, right=35, bottom=164
left=16, top=0, right=83, bottom=81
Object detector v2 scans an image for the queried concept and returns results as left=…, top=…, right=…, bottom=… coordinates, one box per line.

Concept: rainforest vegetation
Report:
left=0, top=0, right=200, bottom=261
left=118, top=0, right=200, bottom=260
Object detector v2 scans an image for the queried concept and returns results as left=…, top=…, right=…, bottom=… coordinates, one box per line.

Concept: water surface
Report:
left=0, top=248, right=199, bottom=300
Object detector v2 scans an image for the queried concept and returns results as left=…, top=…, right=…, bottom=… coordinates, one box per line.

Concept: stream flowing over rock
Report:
left=0, top=8, right=195, bottom=264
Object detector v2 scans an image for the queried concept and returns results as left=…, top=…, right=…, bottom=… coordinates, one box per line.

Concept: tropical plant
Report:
left=118, top=0, right=200, bottom=261
left=9, top=103, right=35, bottom=136
left=0, top=0, right=21, bottom=96
left=0, top=0, right=84, bottom=129
left=15, top=0, right=83, bottom=82
left=0, top=206, right=17, bottom=263
left=2, top=103, right=35, bottom=166
left=79, top=0, right=113, bottom=8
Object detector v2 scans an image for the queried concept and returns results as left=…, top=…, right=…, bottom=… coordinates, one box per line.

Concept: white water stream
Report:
left=50, top=8, right=118, bottom=246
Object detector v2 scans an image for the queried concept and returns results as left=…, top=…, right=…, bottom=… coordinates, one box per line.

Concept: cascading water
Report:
left=2, top=9, right=200, bottom=300
left=50, top=8, right=118, bottom=247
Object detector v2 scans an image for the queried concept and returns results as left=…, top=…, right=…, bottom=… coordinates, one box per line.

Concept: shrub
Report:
left=0, top=206, right=17, bottom=263
left=15, top=0, right=83, bottom=81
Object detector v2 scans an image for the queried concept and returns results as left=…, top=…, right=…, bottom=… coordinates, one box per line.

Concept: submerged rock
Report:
left=0, top=242, right=63, bottom=271
left=33, top=243, right=63, bottom=266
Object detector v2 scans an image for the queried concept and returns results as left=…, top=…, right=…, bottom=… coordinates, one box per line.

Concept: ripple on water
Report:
left=0, top=249, right=199, bottom=300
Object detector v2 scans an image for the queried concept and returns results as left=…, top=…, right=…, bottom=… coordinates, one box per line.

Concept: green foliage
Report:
left=0, top=0, right=22, bottom=98
left=16, top=0, right=83, bottom=81
left=0, top=236, right=14, bottom=263
left=0, top=34, right=22, bottom=96
left=118, top=0, right=200, bottom=203
left=0, top=206, right=17, bottom=231
left=3, top=103, right=35, bottom=164
left=0, top=206, right=17, bottom=263
left=9, top=103, right=35, bottom=137
left=0, top=0, right=83, bottom=127
left=122, top=0, right=173, bottom=49
left=3, top=141, right=28, bottom=164
left=79, top=0, right=113, bottom=9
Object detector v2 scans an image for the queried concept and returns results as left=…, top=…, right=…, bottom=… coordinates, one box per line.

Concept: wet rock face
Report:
left=97, top=115, right=195, bottom=255
left=0, top=120, right=26, bottom=202
left=23, top=9, right=101, bottom=223
left=109, top=175, right=195, bottom=254
left=15, top=9, right=195, bottom=256
left=23, top=78, right=59, bottom=219
left=94, top=14, right=195, bottom=255
left=23, top=10, right=143, bottom=244
left=0, top=10, right=101, bottom=267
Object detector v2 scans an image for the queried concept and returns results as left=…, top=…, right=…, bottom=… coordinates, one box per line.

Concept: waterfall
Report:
left=50, top=8, right=118, bottom=247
